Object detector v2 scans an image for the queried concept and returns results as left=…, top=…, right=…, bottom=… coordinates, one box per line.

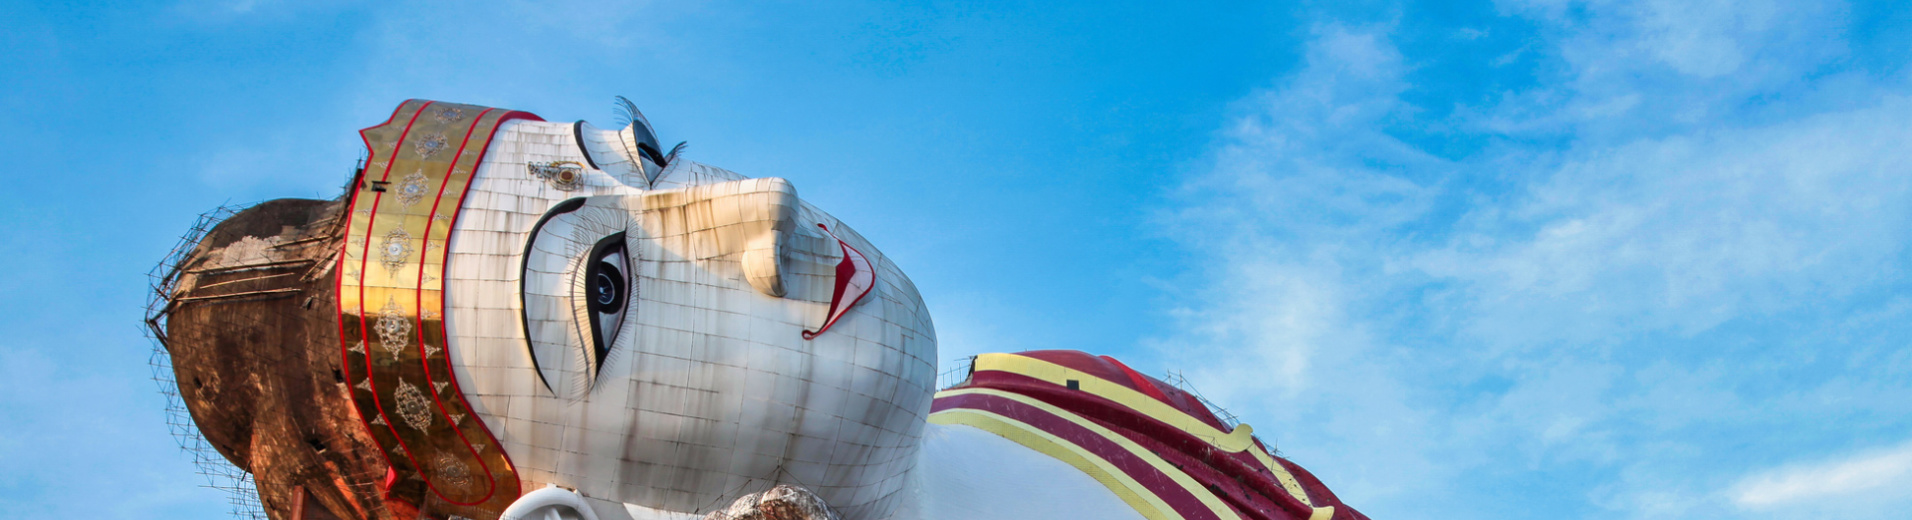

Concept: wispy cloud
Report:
left=1420, top=97, right=1912, bottom=352
left=1481, top=0, right=1851, bottom=137
left=1149, top=22, right=1452, bottom=507
left=1729, top=440, right=1912, bottom=514
left=1153, top=2, right=1912, bottom=519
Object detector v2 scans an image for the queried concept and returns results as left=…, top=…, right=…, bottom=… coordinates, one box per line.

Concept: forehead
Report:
left=487, top=123, right=742, bottom=194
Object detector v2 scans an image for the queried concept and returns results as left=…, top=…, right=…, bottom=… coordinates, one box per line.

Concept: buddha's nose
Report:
left=641, top=177, right=802, bottom=297
left=735, top=178, right=800, bottom=297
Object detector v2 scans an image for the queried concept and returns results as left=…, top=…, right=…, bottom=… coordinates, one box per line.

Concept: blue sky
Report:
left=3, top=0, right=1909, bottom=518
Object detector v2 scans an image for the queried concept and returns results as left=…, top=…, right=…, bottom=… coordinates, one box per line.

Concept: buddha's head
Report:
left=162, top=99, right=936, bottom=520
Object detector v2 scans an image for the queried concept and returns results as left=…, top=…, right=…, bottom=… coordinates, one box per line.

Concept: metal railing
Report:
left=145, top=204, right=270, bottom=520
left=935, top=356, right=976, bottom=390
left=1159, top=370, right=1242, bottom=432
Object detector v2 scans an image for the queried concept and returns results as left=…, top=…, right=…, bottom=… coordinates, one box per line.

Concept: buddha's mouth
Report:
left=803, top=223, right=874, bottom=340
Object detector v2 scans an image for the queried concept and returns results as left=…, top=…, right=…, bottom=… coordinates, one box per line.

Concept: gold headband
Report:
left=339, top=100, right=538, bottom=518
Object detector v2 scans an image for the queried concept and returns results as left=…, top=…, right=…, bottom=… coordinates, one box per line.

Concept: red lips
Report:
left=803, top=223, right=874, bottom=340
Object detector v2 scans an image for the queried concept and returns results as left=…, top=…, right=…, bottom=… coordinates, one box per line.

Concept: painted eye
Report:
left=520, top=198, right=639, bottom=396
left=583, top=232, right=630, bottom=373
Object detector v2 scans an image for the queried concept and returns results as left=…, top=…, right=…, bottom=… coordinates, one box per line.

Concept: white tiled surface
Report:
left=444, top=120, right=936, bottom=520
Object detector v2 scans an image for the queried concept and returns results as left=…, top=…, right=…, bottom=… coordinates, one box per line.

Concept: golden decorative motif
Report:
left=433, top=106, right=466, bottom=124
left=527, top=161, right=585, bottom=191
left=414, top=133, right=450, bottom=159
left=436, top=452, right=475, bottom=488
left=374, top=297, right=411, bottom=357
left=397, top=169, right=432, bottom=208
left=378, top=228, right=414, bottom=276
left=395, top=381, right=433, bottom=431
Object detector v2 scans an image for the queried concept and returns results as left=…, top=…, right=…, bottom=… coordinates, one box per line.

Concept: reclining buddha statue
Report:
left=154, top=98, right=1369, bottom=520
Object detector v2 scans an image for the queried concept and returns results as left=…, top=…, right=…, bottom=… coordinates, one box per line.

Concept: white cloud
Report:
left=1150, top=22, right=1454, bottom=511
left=1419, top=97, right=1912, bottom=352
left=1157, top=22, right=1424, bottom=398
left=1731, top=440, right=1912, bottom=511
left=1483, top=0, right=1849, bottom=135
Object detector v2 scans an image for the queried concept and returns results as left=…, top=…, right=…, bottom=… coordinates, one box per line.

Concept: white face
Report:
left=442, top=120, right=936, bottom=520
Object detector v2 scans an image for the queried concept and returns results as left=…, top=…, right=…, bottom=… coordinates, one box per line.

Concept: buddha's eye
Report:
left=583, top=232, right=630, bottom=374
left=520, top=198, right=638, bottom=396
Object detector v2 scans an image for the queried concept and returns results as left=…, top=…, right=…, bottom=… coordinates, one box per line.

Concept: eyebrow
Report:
left=517, top=197, right=588, bottom=394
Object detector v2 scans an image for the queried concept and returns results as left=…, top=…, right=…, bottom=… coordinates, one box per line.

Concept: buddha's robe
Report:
left=923, top=351, right=1368, bottom=520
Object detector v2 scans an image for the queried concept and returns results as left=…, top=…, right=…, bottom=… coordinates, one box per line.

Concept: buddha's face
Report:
left=440, top=120, right=935, bottom=519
